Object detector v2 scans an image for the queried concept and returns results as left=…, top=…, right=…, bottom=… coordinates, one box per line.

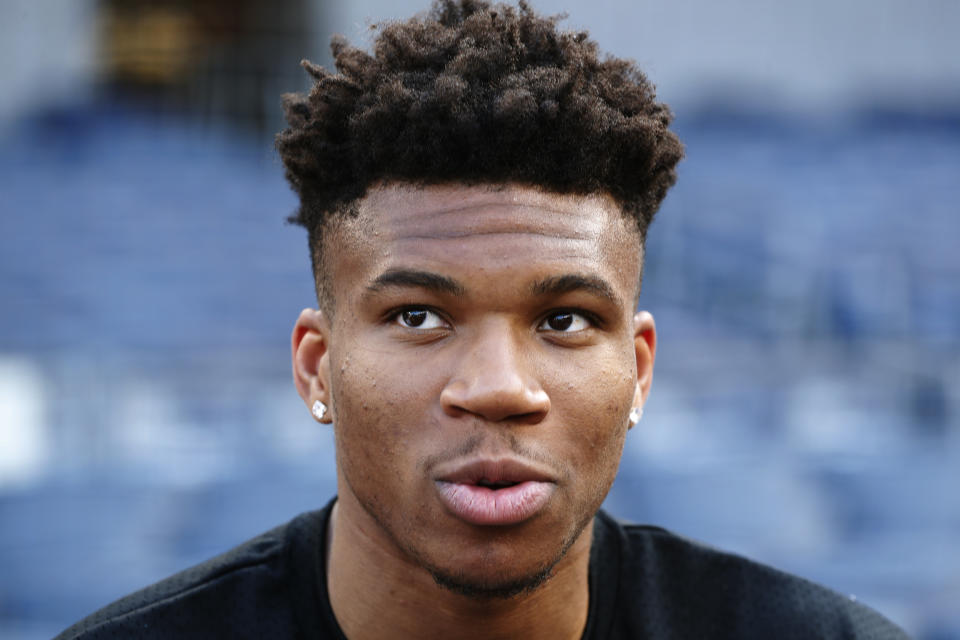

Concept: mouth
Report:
left=433, top=458, right=557, bottom=526
left=475, top=479, right=521, bottom=489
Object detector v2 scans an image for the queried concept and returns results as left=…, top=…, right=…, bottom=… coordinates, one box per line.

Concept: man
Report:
left=58, top=1, right=909, bottom=638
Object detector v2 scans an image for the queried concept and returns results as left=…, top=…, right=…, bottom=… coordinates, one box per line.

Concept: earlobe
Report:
left=292, top=308, right=333, bottom=423
left=630, top=311, right=656, bottom=426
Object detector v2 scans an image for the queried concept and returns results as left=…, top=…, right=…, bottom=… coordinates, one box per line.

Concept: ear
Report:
left=292, top=308, right=333, bottom=423
left=630, top=311, right=656, bottom=427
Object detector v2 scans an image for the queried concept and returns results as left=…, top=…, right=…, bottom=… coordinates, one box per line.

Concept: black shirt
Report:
left=56, top=499, right=909, bottom=639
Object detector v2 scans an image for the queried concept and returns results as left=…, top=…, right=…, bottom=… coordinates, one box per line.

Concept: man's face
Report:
left=299, top=183, right=654, bottom=596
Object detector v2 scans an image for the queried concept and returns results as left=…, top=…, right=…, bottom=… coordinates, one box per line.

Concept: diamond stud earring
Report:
left=628, top=407, right=643, bottom=427
left=312, top=400, right=328, bottom=421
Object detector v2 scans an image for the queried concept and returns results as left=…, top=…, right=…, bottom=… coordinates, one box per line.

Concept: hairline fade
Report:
left=276, top=0, right=684, bottom=310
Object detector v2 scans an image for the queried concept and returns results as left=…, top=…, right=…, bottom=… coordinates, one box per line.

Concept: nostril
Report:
left=512, top=410, right=549, bottom=425
left=439, top=337, right=551, bottom=422
left=440, top=383, right=550, bottom=423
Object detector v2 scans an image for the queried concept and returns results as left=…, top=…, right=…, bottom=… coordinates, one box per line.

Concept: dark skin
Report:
left=292, top=183, right=656, bottom=639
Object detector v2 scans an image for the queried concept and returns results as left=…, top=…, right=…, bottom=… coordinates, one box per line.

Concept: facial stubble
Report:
left=337, top=430, right=600, bottom=601
left=352, top=475, right=598, bottom=601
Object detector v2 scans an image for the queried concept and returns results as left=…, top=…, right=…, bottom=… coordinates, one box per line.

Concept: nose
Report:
left=440, top=320, right=551, bottom=424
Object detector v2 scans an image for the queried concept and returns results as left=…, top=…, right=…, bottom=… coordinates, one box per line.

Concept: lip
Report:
left=434, top=458, right=557, bottom=526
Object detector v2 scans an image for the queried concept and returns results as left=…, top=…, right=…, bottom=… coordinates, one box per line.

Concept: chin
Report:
left=428, top=559, right=557, bottom=600
left=421, top=515, right=592, bottom=601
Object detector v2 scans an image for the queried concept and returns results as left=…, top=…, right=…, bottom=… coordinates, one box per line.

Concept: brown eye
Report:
left=548, top=313, right=573, bottom=331
left=539, top=311, right=590, bottom=332
left=396, top=308, right=445, bottom=329
left=402, top=310, right=427, bottom=327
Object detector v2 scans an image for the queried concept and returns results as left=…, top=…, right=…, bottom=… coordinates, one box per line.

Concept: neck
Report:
left=326, top=493, right=593, bottom=640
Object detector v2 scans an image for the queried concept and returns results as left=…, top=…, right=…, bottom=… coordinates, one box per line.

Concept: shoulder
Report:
left=54, top=509, right=327, bottom=640
left=593, top=511, right=911, bottom=639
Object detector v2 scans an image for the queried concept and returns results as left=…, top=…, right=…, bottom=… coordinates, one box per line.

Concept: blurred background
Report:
left=1, top=0, right=958, bottom=637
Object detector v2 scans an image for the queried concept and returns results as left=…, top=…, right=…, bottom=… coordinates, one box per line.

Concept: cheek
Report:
left=330, top=348, right=434, bottom=479
left=550, top=351, right=634, bottom=470
left=545, top=346, right=635, bottom=418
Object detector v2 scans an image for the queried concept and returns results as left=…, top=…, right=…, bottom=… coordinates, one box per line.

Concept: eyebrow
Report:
left=530, top=274, right=621, bottom=306
left=365, top=268, right=465, bottom=297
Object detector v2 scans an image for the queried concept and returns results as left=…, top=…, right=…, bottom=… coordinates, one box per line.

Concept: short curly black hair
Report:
left=276, top=0, right=683, bottom=300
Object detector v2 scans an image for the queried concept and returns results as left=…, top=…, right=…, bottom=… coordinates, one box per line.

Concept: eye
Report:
left=539, top=311, right=591, bottom=332
left=395, top=307, right=446, bottom=330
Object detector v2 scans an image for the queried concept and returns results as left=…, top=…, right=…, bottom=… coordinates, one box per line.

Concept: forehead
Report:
left=324, top=183, right=642, bottom=300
